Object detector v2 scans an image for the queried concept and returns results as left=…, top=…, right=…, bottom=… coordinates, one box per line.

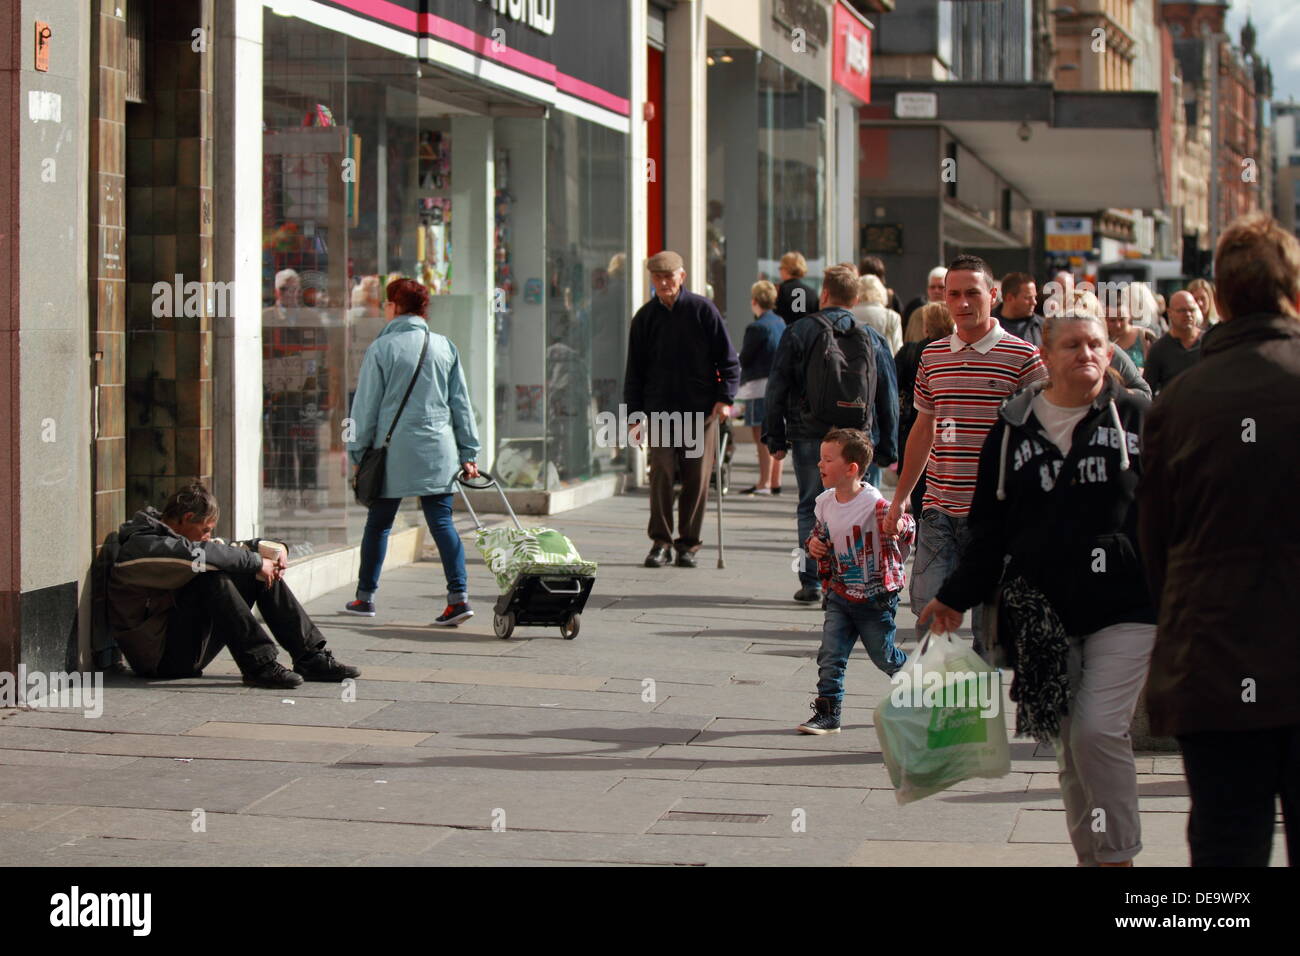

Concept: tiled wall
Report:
left=124, top=0, right=214, bottom=515
left=91, top=1, right=127, bottom=545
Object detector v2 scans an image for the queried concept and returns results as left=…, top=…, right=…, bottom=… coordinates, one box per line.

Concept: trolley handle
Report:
left=538, top=577, right=583, bottom=595
left=454, top=469, right=524, bottom=532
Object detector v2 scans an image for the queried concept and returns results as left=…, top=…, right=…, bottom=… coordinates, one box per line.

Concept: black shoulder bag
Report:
left=352, top=331, right=430, bottom=507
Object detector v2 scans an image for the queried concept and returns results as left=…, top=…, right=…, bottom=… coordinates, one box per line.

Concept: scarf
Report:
left=1000, top=575, right=1071, bottom=745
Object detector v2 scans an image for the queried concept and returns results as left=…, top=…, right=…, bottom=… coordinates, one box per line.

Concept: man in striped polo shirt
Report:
left=883, top=255, right=1047, bottom=655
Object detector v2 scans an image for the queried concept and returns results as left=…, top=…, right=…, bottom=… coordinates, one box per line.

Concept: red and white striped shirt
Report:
left=913, top=324, right=1047, bottom=516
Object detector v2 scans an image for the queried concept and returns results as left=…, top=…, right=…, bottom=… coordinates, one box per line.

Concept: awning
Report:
left=868, top=81, right=1162, bottom=210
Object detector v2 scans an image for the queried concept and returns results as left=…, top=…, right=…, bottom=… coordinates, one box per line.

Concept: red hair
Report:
left=386, top=278, right=429, bottom=317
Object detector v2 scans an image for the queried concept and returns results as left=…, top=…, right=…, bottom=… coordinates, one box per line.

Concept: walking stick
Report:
left=715, top=419, right=728, bottom=569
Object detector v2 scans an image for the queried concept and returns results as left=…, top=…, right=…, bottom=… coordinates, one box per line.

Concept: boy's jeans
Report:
left=816, top=591, right=906, bottom=700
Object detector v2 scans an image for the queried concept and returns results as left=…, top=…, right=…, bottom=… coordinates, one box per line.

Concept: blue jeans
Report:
left=909, top=507, right=985, bottom=655
left=358, top=495, right=467, bottom=605
left=817, top=591, right=906, bottom=699
left=792, top=439, right=823, bottom=588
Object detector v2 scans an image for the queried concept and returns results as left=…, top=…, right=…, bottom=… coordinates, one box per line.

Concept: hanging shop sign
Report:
left=1045, top=217, right=1095, bottom=253
left=894, top=92, right=938, bottom=119
left=832, top=2, right=871, bottom=104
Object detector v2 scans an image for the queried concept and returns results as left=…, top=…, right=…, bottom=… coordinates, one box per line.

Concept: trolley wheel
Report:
left=493, top=611, right=516, bottom=640
left=560, top=613, right=581, bottom=640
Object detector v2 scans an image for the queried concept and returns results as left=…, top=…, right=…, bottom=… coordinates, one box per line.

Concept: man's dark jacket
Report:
left=1138, top=313, right=1300, bottom=737
left=774, top=277, right=818, bottom=326
left=107, top=507, right=265, bottom=675
left=624, top=288, right=739, bottom=415
left=762, top=306, right=899, bottom=464
left=992, top=302, right=1044, bottom=349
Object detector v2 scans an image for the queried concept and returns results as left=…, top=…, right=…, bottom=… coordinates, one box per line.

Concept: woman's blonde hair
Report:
left=915, top=302, right=954, bottom=340
left=1187, top=277, right=1218, bottom=323
left=780, top=251, right=808, bottom=277
left=857, top=274, right=888, bottom=308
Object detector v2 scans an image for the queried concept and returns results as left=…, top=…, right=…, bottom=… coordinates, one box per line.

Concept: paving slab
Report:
left=0, top=760, right=303, bottom=814
left=243, top=775, right=679, bottom=834
left=25, top=804, right=455, bottom=856
left=447, top=684, right=663, bottom=713
left=0, top=725, right=363, bottom=764
left=1009, top=808, right=1193, bottom=847
left=354, top=701, right=711, bottom=745
left=0, top=748, right=143, bottom=771
left=402, top=828, right=862, bottom=866
left=322, top=745, right=696, bottom=789
left=425, top=669, right=608, bottom=691
left=607, top=776, right=873, bottom=810
left=185, top=721, right=433, bottom=748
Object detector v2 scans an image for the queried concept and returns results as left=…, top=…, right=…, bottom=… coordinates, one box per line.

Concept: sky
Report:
left=1225, top=0, right=1300, bottom=103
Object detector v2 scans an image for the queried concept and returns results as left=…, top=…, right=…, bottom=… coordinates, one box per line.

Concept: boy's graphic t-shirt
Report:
left=811, top=484, right=914, bottom=601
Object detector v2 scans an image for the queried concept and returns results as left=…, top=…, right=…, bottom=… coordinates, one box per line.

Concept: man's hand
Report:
left=882, top=497, right=910, bottom=539
left=807, top=537, right=829, bottom=560
left=771, top=449, right=787, bottom=462
left=256, top=557, right=282, bottom=586
left=918, top=598, right=963, bottom=634
left=711, top=401, right=731, bottom=422
left=462, top=461, right=480, bottom=479
left=628, top=422, right=644, bottom=446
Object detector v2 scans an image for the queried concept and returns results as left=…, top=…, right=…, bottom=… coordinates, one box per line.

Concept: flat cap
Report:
left=645, top=250, right=684, bottom=274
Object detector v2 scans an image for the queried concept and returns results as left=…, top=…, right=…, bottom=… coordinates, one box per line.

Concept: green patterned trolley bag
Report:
left=455, top=471, right=596, bottom=641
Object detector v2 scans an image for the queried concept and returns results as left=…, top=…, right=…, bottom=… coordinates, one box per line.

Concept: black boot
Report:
left=797, top=696, right=842, bottom=734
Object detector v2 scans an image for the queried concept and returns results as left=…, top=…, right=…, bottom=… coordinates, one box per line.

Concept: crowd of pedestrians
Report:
left=620, top=211, right=1299, bottom=867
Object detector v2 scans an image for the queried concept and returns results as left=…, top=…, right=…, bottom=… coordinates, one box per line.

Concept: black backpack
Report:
left=802, top=313, right=877, bottom=434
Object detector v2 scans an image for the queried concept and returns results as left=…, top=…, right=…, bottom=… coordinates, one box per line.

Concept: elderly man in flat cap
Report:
left=624, top=251, right=740, bottom=568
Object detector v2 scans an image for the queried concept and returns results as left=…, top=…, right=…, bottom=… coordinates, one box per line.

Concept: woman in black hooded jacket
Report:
left=919, top=294, right=1156, bottom=867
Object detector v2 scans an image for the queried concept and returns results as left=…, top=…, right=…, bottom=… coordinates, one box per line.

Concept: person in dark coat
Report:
left=1139, top=212, right=1300, bottom=867
left=774, top=251, right=818, bottom=326
left=736, top=279, right=786, bottom=495
left=765, top=263, right=899, bottom=605
left=624, top=250, right=739, bottom=568
left=108, top=482, right=360, bottom=689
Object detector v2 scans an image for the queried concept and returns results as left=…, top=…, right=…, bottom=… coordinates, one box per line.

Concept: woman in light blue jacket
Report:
left=345, top=279, right=481, bottom=626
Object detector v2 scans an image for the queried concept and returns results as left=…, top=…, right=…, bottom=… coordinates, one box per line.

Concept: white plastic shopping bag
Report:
left=874, top=630, right=1011, bottom=805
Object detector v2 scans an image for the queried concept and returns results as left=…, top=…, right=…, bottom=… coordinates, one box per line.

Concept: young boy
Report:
left=798, top=428, right=916, bottom=734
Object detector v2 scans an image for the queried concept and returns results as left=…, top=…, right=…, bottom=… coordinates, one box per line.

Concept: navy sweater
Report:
left=624, top=288, right=740, bottom=415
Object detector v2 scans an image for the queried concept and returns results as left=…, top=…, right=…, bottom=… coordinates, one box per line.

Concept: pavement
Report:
left=0, top=443, right=1287, bottom=867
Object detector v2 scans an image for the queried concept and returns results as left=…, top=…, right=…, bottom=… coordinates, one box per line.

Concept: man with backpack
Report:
left=764, top=263, right=899, bottom=604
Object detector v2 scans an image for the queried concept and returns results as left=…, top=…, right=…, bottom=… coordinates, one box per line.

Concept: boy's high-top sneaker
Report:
left=797, top=696, right=842, bottom=734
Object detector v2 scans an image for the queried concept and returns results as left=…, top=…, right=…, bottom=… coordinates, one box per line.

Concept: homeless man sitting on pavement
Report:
left=107, top=481, right=361, bottom=689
